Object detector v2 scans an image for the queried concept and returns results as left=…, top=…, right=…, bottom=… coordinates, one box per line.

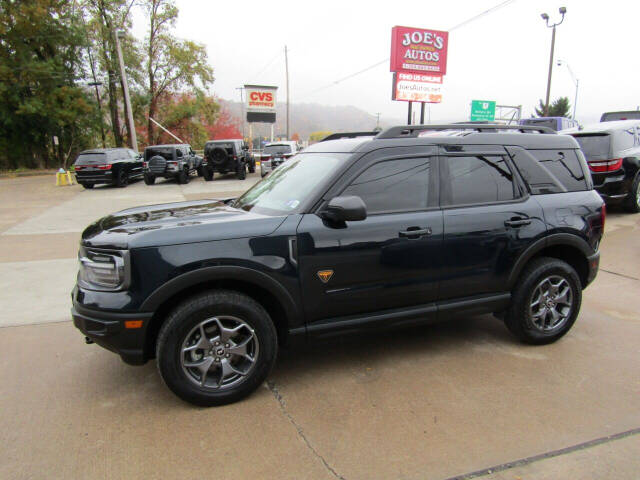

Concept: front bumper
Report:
left=72, top=302, right=153, bottom=365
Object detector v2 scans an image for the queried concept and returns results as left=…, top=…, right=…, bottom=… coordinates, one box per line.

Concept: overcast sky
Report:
left=132, top=0, right=639, bottom=125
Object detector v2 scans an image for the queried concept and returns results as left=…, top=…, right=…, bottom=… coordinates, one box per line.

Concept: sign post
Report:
left=470, top=100, right=496, bottom=122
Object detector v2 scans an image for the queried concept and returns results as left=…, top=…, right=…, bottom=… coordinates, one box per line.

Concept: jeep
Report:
left=202, top=139, right=255, bottom=181
left=143, top=144, right=202, bottom=185
left=72, top=124, right=604, bottom=406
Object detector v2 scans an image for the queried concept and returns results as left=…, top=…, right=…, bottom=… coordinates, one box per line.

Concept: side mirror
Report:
left=321, top=196, right=367, bottom=223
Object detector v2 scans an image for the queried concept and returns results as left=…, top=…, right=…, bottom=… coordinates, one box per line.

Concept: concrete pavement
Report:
left=0, top=174, right=638, bottom=479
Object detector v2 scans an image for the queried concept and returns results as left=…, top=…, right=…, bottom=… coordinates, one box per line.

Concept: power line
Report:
left=247, top=50, right=283, bottom=82
left=300, top=0, right=518, bottom=98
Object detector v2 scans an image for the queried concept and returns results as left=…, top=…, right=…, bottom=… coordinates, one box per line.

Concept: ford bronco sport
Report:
left=72, top=124, right=604, bottom=406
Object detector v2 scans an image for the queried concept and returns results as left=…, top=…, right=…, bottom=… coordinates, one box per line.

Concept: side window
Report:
left=342, top=157, right=431, bottom=214
left=529, top=150, right=587, bottom=192
left=617, top=129, right=635, bottom=150
left=445, top=156, right=517, bottom=206
left=176, top=149, right=183, bottom=158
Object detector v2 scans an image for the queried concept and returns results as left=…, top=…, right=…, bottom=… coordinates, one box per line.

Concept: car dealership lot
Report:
left=0, top=174, right=638, bottom=479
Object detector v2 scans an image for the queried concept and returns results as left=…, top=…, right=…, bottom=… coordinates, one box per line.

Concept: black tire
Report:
left=81, top=183, right=94, bottom=189
left=177, top=167, right=190, bottom=184
left=504, top=257, right=582, bottom=345
left=248, top=159, right=256, bottom=173
left=144, top=173, right=156, bottom=185
left=197, top=166, right=204, bottom=177
left=203, top=167, right=214, bottom=181
left=114, top=169, right=128, bottom=188
left=624, top=172, right=640, bottom=213
left=236, top=162, right=247, bottom=180
left=156, top=290, right=278, bottom=406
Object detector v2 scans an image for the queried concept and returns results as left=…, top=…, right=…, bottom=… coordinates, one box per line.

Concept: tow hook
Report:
left=85, top=336, right=94, bottom=345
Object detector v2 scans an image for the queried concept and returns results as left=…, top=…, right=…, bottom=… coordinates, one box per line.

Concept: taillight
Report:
left=97, top=164, right=112, bottom=170
left=143, top=162, right=148, bottom=168
left=262, top=155, right=271, bottom=161
left=233, top=155, right=237, bottom=160
left=588, top=158, right=623, bottom=172
left=74, top=165, right=83, bottom=170
left=167, top=161, right=177, bottom=166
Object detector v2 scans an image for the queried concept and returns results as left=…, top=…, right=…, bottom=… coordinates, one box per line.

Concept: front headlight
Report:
left=78, top=247, right=129, bottom=291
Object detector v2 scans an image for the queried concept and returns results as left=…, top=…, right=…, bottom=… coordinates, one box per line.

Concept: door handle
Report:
left=399, top=226, right=432, bottom=238
left=504, top=217, right=531, bottom=228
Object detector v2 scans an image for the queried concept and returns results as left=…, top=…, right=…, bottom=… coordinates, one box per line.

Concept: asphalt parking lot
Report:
left=1, top=173, right=638, bottom=479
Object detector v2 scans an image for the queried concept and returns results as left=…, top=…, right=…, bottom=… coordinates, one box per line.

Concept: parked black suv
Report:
left=72, top=125, right=604, bottom=406
left=74, top=148, right=142, bottom=189
left=566, top=120, right=640, bottom=212
left=202, top=139, right=255, bottom=180
left=143, top=144, right=202, bottom=185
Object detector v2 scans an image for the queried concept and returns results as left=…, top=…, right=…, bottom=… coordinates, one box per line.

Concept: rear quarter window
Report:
left=510, top=148, right=588, bottom=194
left=75, top=153, right=106, bottom=165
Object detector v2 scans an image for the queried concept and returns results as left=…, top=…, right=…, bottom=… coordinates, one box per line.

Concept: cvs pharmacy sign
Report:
left=245, top=85, right=278, bottom=113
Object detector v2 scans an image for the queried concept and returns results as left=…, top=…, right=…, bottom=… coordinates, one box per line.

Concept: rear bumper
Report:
left=72, top=303, right=153, bottom=365
left=75, top=172, right=113, bottom=184
left=586, top=250, right=600, bottom=287
left=593, top=171, right=631, bottom=204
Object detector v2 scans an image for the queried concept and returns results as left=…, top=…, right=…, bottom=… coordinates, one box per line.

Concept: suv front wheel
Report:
left=156, top=290, right=278, bottom=406
left=504, top=257, right=582, bottom=345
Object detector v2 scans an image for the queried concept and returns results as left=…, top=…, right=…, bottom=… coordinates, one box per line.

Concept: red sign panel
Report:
left=390, top=26, right=449, bottom=75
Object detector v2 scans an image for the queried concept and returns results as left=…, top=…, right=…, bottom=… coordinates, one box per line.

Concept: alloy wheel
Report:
left=180, top=316, right=259, bottom=390
left=529, top=275, right=574, bottom=332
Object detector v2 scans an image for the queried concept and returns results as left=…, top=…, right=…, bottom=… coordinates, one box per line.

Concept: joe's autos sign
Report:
left=390, top=26, right=449, bottom=75
left=244, top=84, right=277, bottom=123
left=392, top=73, right=443, bottom=103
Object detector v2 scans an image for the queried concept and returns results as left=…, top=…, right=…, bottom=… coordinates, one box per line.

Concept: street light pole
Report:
left=541, top=7, right=566, bottom=116
left=115, top=29, right=138, bottom=152
left=557, top=60, right=579, bottom=120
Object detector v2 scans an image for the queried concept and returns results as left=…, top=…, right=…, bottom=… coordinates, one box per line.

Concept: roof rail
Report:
left=376, top=124, right=556, bottom=139
left=321, top=131, right=379, bottom=142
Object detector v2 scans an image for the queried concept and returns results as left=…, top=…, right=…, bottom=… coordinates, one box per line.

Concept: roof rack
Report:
left=376, top=124, right=556, bottom=139
left=320, top=132, right=379, bottom=142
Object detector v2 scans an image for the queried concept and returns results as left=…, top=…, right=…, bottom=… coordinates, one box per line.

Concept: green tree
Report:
left=0, top=0, right=97, bottom=169
left=535, top=96, right=571, bottom=117
left=143, top=0, right=214, bottom=144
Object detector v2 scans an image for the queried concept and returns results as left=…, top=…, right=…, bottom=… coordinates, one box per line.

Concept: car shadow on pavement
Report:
left=271, top=314, right=517, bottom=383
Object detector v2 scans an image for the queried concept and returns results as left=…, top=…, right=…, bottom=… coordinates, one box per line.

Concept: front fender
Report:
left=140, top=265, right=301, bottom=327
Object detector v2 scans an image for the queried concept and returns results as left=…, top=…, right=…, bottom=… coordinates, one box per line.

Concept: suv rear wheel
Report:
left=156, top=290, right=278, bottom=406
left=504, top=257, right=582, bottom=345
left=114, top=169, right=128, bottom=188
left=177, top=167, right=190, bottom=184
left=624, top=173, right=640, bottom=213
left=144, top=173, right=156, bottom=185
left=236, top=162, right=247, bottom=180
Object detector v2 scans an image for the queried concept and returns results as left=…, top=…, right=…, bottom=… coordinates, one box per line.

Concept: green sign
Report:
left=470, top=100, right=496, bottom=122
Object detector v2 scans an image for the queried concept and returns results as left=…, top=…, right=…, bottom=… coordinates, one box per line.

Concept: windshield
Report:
left=264, top=144, right=292, bottom=155
left=233, top=153, right=349, bottom=215
left=75, top=153, right=106, bottom=165
left=572, top=134, right=611, bottom=161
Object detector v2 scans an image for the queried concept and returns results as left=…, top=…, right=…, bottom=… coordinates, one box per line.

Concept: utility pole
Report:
left=284, top=45, right=290, bottom=139
left=236, top=86, right=246, bottom=139
left=115, top=30, right=138, bottom=152
left=541, top=7, right=566, bottom=116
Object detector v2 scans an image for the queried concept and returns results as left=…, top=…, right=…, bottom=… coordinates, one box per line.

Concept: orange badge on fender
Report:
left=317, top=270, right=334, bottom=283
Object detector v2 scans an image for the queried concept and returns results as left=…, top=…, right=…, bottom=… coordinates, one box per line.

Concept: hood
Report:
left=82, top=199, right=286, bottom=249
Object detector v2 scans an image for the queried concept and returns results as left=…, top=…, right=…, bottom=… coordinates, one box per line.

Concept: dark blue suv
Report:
left=72, top=124, right=604, bottom=406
